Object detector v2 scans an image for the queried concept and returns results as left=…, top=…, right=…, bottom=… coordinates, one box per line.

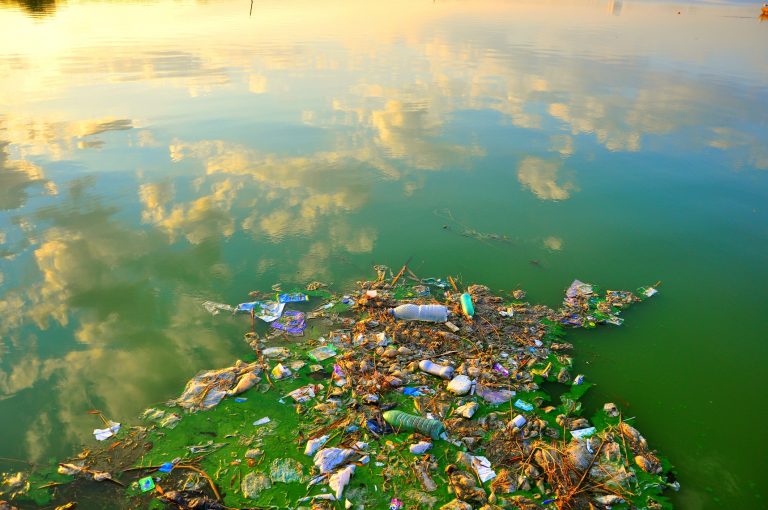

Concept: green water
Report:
left=1, top=0, right=767, bottom=507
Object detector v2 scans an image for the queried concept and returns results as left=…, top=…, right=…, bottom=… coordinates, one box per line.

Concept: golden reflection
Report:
left=517, top=157, right=575, bottom=201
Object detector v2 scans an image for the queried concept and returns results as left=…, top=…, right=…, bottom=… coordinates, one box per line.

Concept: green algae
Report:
left=6, top=277, right=676, bottom=510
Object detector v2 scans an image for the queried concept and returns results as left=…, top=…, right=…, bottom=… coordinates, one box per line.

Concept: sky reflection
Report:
left=0, top=3, right=766, bottom=507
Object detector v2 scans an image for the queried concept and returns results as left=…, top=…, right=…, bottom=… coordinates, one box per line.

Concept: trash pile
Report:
left=2, top=267, right=675, bottom=510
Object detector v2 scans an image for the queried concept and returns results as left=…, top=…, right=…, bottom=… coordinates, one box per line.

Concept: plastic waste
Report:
left=514, top=399, right=534, bottom=411
left=271, top=363, right=292, bottom=380
left=308, top=345, right=337, bottom=362
left=277, top=292, right=308, bottom=303
left=454, top=401, right=479, bottom=418
left=202, top=301, right=235, bottom=316
left=139, top=476, right=155, bottom=492
left=253, top=417, right=271, bottom=426
left=389, top=304, right=448, bottom=322
left=314, top=448, right=355, bottom=474
left=329, top=464, right=355, bottom=499
left=93, top=421, right=121, bottom=441
left=304, top=435, right=330, bottom=456
left=493, top=362, right=510, bottom=377
left=403, top=387, right=425, bottom=397
left=262, top=347, right=289, bottom=358
left=286, top=384, right=317, bottom=403
left=419, top=359, right=455, bottom=379
left=271, top=310, right=306, bottom=335
left=158, top=462, right=174, bottom=473
left=460, top=293, right=475, bottom=318
left=470, top=455, right=496, bottom=483
left=382, top=410, right=445, bottom=440
left=573, top=374, right=585, bottom=385
left=236, top=300, right=285, bottom=322
left=390, top=498, right=404, bottom=510
left=570, top=427, right=596, bottom=440
left=409, top=441, right=433, bottom=454
left=511, top=414, right=527, bottom=428
left=446, top=375, right=473, bottom=395
left=476, top=384, right=515, bottom=404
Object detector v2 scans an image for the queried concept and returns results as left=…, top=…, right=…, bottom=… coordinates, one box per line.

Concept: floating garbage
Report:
left=271, top=310, right=306, bottom=335
left=383, top=410, right=445, bottom=440
left=390, top=304, right=448, bottom=322
left=92, top=421, right=121, bottom=441
left=20, top=268, right=672, bottom=510
left=419, top=359, right=454, bottom=379
left=271, top=363, right=291, bottom=380
left=308, top=344, right=337, bottom=362
left=460, top=292, right=475, bottom=318
left=202, top=300, right=235, bottom=315
left=277, top=292, right=309, bottom=303
left=236, top=300, right=285, bottom=322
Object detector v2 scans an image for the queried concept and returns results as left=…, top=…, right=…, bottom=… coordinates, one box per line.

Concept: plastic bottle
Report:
left=389, top=304, right=448, bottom=322
left=382, top=410, right=445, bottom=440
left=460, top=293, right=475, bottom=318
left=418, top=360, right=455, bottom=379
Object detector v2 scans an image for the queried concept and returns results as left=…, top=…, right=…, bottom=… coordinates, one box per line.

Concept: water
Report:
left=1, top=0, right=767, bottom=507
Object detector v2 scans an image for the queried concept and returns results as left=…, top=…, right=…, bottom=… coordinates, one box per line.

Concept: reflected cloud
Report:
left=517, top=157, right=575, bottom=201
left=708, top=127, right=768, bottom=170
left=0, top=142, right=57, bottom=210
left=543, top=236, right=564, bottom=251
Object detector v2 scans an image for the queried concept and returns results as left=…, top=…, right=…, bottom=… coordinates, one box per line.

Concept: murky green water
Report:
left=1, top=0, right=767, bottom=507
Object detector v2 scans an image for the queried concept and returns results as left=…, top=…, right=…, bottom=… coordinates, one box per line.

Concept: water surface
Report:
left=1, top=0, right=767, bottom=508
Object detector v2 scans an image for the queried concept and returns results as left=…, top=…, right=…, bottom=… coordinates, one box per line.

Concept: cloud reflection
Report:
left=517, top=157, right=575, bottom=201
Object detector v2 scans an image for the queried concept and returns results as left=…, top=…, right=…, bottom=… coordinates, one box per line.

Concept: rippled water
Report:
left=1, top=0, right=767, bottom=508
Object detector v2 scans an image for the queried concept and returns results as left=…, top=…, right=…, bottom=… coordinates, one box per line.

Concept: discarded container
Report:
left=460, top=293, right=475, bottom=318
left=511, top=414, right=527, bottom=428
left=446, top=375, right=473, bottom=395
left=419, top=360, right=455, bottom=379
left=389, top=304, right=448, bottom=322
left=383, top=410, right=445, bottom=440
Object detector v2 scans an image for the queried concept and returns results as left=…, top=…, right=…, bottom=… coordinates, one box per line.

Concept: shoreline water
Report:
left=1, top=270, right=673, bottom=509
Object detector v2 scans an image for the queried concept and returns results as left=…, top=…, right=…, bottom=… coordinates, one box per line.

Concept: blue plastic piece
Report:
left=158, top=462, right=174, bottom=473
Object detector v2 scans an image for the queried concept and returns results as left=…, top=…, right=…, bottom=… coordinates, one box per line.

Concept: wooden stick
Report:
left=391, top=264, right=408, bottom=287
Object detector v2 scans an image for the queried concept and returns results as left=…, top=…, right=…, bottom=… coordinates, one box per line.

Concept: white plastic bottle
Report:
left=419, top=360, right=455, bottom=379
left=389, top=304, right=448, bottom=322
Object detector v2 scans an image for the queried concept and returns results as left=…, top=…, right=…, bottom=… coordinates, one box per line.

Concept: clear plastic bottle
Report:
left=389, top=304, right=448, bottom=322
